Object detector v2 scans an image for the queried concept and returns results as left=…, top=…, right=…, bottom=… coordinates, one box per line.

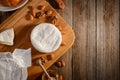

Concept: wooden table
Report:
left=0, top=0, right=119, bottom=80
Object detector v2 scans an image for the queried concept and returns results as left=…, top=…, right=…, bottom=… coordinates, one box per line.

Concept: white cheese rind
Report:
left=0, top=28, right=14, bottom=46
left=31, top=23, right=62, bottom=53
left=0, top=58, right=22, bottom=80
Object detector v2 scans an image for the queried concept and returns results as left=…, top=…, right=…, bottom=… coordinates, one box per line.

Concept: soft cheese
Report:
left=0, top=49, right=31, bottom=80
left=0, top=28, right=14, bottom=46
left=31, top=23, right=62, bottom=53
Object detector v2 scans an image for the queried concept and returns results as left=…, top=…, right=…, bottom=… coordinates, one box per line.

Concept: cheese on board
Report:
left=0, top=52, right=28, bottom=80
left=31, top=23, right=62, bottom=53
left=0, top=28, right=14, bottom=46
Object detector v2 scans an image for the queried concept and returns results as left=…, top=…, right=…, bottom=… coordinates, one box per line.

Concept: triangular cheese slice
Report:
left=0, top=28, right=14, bottom=46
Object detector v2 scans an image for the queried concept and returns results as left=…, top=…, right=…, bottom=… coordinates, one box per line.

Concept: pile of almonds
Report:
left=38, top=54, right=55, bottom=64
left=38, top=54, right=66, bottom=68
left=26, top=5, right=48, bottom=20
left=26, top=5, right=57, bottom=25
left=26, top=4, right=66, bottom=46
left=54, top=60, right=66, bottom=80
left=55, top=60, right=65, bottom=68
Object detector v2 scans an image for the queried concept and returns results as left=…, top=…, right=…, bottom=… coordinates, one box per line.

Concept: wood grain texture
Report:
left=0, top=0, right=120, bottom=80
left=72, top=0, right=96, bottom=80
left=97, top=0, right=119, bottom=80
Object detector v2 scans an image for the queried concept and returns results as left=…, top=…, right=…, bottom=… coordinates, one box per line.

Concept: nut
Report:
left=40, top=56, right=46, bottom=61
left=52, top=15, right=58, bottom=19
left=59, top=75, right=63, bottom=80
left=31, top=10, right=36, bottom=17
left=26, top=14, right=34, bottom=20
left=52, top=16, right=58, bottom=24
left=39, top=56, right=48, bottom=64
left=52, top=19, right=57, bottom=24
left=29, top=14, right=34, bottom=20
left=42, top=59, right=48, bottom=63
left=47, top=54, right=55, bottom=60
left=45, top=10, right=53, bottom=16
left=44, top=59, right=48, bottom=63
left=51, top=16, right=58, bottom=24
left=57, top=25, right=63, bottom=31
left=55, top=60, right=65, bottom=67
left=28, top=5, right=34, bottom=10
left=37, top=5, right=46, bottom=11
left=35, top=11, right=45, bottom=18
left=28, top=6, right=35, bottom=17
left=54, top=0, right=65, bottom=9
left=55, top=61, right=62, bottom=67
left=61, top=41, right=66, bottom=46
left=61, top=60, right=65, bottom=67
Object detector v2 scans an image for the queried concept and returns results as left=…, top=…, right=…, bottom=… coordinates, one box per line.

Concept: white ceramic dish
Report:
left=0, top=0, right=28, bottom=12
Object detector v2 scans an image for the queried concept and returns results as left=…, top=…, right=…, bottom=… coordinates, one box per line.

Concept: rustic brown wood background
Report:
left=0, top=0, right=119, bottom=80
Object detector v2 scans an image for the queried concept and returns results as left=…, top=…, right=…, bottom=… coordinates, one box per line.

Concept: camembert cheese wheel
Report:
left=31, top=23, right=62, bottom=53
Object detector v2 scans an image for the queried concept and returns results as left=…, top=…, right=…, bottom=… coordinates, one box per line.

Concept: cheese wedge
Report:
left=31, top=23, right=62, bottom=53
left=0, top=28, right=14, bottom=46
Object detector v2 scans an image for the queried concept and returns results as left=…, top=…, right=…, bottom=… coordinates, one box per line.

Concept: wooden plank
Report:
left=97, top=0, right=119, bottom=80
left=72, top=0, right=96, bottom=80
left=0, top=0, right=75, bottom=80
left=50, top=0, right=73, bottom=80
left=0, top=12, right=13, bottom=23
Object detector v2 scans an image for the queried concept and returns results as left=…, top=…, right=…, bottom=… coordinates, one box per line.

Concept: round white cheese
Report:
left=30, top=23, right=62, bottom=53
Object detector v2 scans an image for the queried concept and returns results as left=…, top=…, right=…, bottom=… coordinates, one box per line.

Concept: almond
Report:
left=55, top=60, right=65, bottom=68
left=59, top=75, right=63, bottom=80
left=54, top=0, right=65, bottom=9
left=40, top=56, right=46, bottom=61
left=52, top=19, right=57, bottom=24
left=47, top=54, right=55, bottom=60
left=37, top=5, right=46, bottom=11
left=51, top=16, right=58, bottom=24
left=44, top=59, right=48, bottom=63
left=35, top=11, right=45, bottom=18
left=57, top=25, right=63, bottom=31
left=28, top=6, right=35, bottom=17
left=61, top=60, right=65, bottom=67
left=26, top=14, right=34, bottom=20
left=45, top=10, right=53, bottom=16
left=55, top=61, right=62, bottom=67
left=61, top=42, right=66, bottom=46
